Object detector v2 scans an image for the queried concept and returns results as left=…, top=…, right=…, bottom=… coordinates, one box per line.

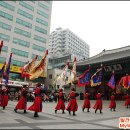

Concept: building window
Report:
left=0, top=33, right=10, bottom=42
left=37, top=9, right=49, bottom=19
left=32, top=54, right=42, bottom=61
left=31, top=1, right=35, bottom=3
left=0, top=57, right=6, bottom=63
left=14, top=28, right=31, bottom=38
left=0, top=1, right=15, bottom=11
left=34, top=35, right=46, bottom=43
left=0, top=21, right=12, bottom=31
left=11, top=48, right=28, bottom=58
left=35, top=26, right=47, bottom=34
left=19, top=1, right=34, bottom=11
left=16, top=18, right=32, bottom=29
left=36, top=18, right=48, bottom=26
left=49, top=74, right=52, bottom=79
left=32, top=44, right=46, bottom=52
left=38, top=2, right=49, bottom=11
left=0, top=10, right=13, bottom=21
left=17, top=9, right=33, bottom=20
left=11, top=59, right=25, bottom=67
left=2, top=46, right=8, bottom=52
left=13, top=38, right=30, bottom=47
left=45, top=1, right=50, bottom=4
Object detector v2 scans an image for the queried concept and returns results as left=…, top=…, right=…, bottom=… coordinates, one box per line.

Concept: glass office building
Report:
left=0, top=1, right=52, bottom=65
left=0, top=1, right=52, bottom=81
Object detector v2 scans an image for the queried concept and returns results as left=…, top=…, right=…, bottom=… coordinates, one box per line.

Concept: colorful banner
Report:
left=78, top=67, right=91, bottom=87
left=90, top=67, right=102, bottom=87
left=107, top=72, right=115, bottom=90
left=53, top=62, right=69, bottom=85
left=118, top=75, right=130, bottom=89
left=29, top=50, right=48, bottom=80
left=69, top=57, right=76, bottom=83
left=21, top=55, right=38, bottom=78
left=3, top=53, right=12, bottom=85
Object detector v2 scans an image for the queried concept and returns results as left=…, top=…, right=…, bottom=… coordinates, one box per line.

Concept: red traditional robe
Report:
left=82, top=93, right=90, bottom=109
left=0, top=88, right=9, bottom=107
left=28, top=87, right=42, bottom=112
left=55, top=92, right=65, bottom=110
left=0, top=89, right=3, bottom=106
left=66, top=91, right=78, bottom=112
left=15, top=88, right=27, bottom=110
left=124, top=95, right=130, bottom=106
left=109, top=95, right=116, bottom=108
left=93, top=93, right=102, bottom=110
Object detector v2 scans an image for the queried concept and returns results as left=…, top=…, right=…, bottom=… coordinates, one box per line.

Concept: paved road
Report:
left=0, top=100, right=129, bottom=129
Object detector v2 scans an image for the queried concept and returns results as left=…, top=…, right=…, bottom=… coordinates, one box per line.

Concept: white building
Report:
left=0, top=1, right=52, bottom=81
left=49, top=27, right=89, bottom=61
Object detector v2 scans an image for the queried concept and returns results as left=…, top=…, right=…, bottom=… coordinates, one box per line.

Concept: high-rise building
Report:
left=0, top=1, right=52, bottom=65
left=49, top=27, right=89, bottom=61
left=0, top=1, right=52, bottom=81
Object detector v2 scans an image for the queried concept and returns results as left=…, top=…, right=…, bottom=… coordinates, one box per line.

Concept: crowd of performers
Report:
left=0, top=83, right=130, bottom=117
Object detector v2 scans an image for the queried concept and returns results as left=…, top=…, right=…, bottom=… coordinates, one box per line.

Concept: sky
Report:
left=50, top=1, right=130, bottom=57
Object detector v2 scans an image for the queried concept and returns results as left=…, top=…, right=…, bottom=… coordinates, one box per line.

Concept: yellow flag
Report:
left=53, top=62, right=69, bottom=85
left=69, top=57, right=76, bottom=83
left=29, top=50, right=48, bottom=80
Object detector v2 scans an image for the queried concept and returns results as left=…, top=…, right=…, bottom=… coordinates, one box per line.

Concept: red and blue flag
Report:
left=90, top=67, right=102, bottom=87
left=3, top=53, right=12, bottom=85
left=78, top=67, right=91, bottom=87
left=0, top=61, right=6, bottom=80
left=107, top=73, right=115, bottom=90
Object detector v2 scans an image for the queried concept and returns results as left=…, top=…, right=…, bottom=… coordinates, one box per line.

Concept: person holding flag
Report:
left=28, top=82, right=43, bottom=117
left=109, top=92, right=116, bottom=111
left=0, top=85, right=9, bottom=110
left=14, top=85, right=28, bottom=113
left=0, top=87, right=3, bottom=106
left=82, top=90, right=91, bottom=112
left=0, top=53, right=12, bottom=110
left=55, top=89, right=65, bottom=114
left=66, top=88, right=79, bottom=116
left=93, top=90, right=103, bottom=114
left=124, top=93, right=130, bottom=108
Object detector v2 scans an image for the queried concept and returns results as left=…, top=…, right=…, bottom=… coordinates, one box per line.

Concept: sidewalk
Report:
left=0, top=100, right=129, bottom=129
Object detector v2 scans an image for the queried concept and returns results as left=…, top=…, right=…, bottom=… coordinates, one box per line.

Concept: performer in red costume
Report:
left=93, top=91, right=103, bottom=114
left=66, top=88, right=79, bottom=116
left=0, top=85, right=9, bottom=110
left=55, top=89, right=65, bottom=114
left=14, top=85, right=28, bottom=113
left=0, top=88, right=2, bottom=106
left=109, top=92, right=116, bottom=111
left=28, top=82, right=42, bottom=117
left=82, top=90, right=90, bottom=112
left=124, top=93, right=130, bottom=108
